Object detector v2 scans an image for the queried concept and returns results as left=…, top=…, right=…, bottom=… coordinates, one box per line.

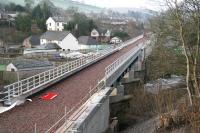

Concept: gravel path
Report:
left=0, top=38, right=144, bottom=133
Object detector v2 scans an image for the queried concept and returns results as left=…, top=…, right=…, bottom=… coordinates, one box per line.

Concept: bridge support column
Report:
left=136, top=48, right=146, bottom=71
left=112, top=81, right=124, bottom=96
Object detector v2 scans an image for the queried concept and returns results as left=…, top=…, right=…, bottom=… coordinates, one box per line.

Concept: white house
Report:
left=46, top=17, right=69, bottom=31
left=91, top=29, right=100, bottom=38
left=110, top=37, right=123, bottom=44
left=40, top=31, right=79, bottom=51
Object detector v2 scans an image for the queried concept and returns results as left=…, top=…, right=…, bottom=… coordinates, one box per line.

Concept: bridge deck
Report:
left=0, top=38, right=144, bottom=133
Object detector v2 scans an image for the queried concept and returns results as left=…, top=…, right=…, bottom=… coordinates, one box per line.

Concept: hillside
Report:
left=0, top=0, right=103, bottom=13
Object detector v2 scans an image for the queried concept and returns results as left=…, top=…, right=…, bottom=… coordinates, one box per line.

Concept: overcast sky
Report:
left=74, top=0, right=166, bottom=10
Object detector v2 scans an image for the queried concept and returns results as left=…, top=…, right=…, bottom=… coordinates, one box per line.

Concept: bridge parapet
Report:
left=44, top=35, right=144, bottom=133
left=1, top=34, right=145, bottom=106
left=1, top=47, right=117, bottom=105
left=45, top=78, right=107, bottom=133
left=105, top=41, right=146, bottom=86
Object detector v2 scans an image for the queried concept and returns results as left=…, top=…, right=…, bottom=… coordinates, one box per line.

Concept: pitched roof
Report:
left=97, top=29, right=107, bottom=34
left=92, top=28, right=110, bottom=35
left=30, top=35, right=40, bottom=46
left=11, top=59, right=53, bottom=70
left=78, top=36, right=98, bottom=45
left=41, top=31, right=70, bottom=41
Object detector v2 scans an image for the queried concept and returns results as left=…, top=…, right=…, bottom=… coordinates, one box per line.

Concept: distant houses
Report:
left=23, top=16, right=113, bottom=55
left=46, top=17, right=69, bottom=31
left=91, top=28, right=111, bottom=43
left=23, top=16, right=79, bottom=54
left=0, top=10, right=19, bottom=21
left=40, top=31, right=79, bottom=51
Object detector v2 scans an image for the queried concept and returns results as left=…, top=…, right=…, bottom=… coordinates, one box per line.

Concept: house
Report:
left=78, top=36, right=99, bottom=49
left=0, top=11, right=18, bottom=21
left=40, top=31, right=79, bottom=51
left=91, top=29, right=99, bottom=40
left=23, top=35, right=41, bottom=48
left=46, top=17, right=69, bottom=31
left=110, top=37, right=123, bottom=44
left=78, top=36, right=98, bottom=45
left=91, top=28, right=111, bottom=43
left=6, top=12, right=18, bottom=18
left=6, top=59, right=54, bottom=72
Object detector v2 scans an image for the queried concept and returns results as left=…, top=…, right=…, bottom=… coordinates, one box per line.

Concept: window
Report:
left=49, top=23, right=51, bottom=26
left=57, top=23, right=59, bottom=26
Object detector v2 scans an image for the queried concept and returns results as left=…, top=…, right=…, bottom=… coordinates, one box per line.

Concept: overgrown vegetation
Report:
left=112, top=31, right=130, bottom=41
left=146, top=43, right=186, bottom=80
left=150, top=0, right=200, bottom=105
left=65, top=13, right=97, bottom=37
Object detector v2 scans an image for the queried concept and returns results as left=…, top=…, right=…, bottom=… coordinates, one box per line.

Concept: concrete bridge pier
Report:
left=136, top=50, right=144, bottom=71
left=112, top=80, right=125, bottom=96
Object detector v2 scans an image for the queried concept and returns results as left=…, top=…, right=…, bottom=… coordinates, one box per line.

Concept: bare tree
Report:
left=165, top=0, right=200, bottom=105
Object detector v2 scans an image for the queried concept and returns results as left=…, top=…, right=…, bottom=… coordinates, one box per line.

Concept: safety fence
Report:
left=1, top=35, right=144, bottom=133
left=44, top=79, right=106, bottom=133
left=105, top=42, right=143, bottom=78
left=44, top=35, right=145, bottom=133
left=0, top=48, right=115, bottom=103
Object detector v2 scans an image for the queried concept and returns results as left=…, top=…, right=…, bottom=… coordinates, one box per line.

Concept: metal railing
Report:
left=0, top=47, right=116, bottom=103
left=44, top=79, right=106, bottom=133
left=44, top=35, right=145, bottom=133
left=105, top=42, right=144, bottom=78
left=0, top=35, right=144, bottom=103
left=0, top=35, right=144, bottom=132
left=118, top=35, right=143, bottom=49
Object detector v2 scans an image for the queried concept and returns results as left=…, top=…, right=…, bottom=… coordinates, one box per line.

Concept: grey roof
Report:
left=98, top=29, right=107, bottom=34
left=52, top=16, right=70, bottom=23
left=41, top=31, right=70, bottom=41
left=78, top=36, right=98, bottom=45
left=93, top=28, right=108, bottom=34
left=11, top=60, right=53, bottom=70
left=39, top=43, right=61, bottom=50
left=30, top=35, right=40, bottom=46
left=45, top=43, right=61, bottom=49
